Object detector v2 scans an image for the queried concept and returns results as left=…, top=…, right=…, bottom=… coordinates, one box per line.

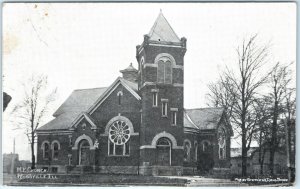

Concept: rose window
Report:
left=109, top=121, right=131, bottom=145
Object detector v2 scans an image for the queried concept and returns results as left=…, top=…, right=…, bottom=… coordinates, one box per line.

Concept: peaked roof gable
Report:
left=88, top=77, right=140, bottom=114
left=38, top=77, right=140, bottom=131
left=148, top=12, right=181, bottom=43
left=70, top=112, right=97, bottom=130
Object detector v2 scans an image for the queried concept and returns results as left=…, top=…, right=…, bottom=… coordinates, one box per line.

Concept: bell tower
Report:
left=136, top=11, right=187, bottom=175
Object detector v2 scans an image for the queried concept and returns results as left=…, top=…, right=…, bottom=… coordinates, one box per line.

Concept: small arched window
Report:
left=117, top=91, right=123, bottom=105
left=51, top=141, right=60, bottom=160
left=218, top=128, right=227, bottom=159
left=183, top=140, right=191, bottom=162
left=41, top=141, right=50, bottom=160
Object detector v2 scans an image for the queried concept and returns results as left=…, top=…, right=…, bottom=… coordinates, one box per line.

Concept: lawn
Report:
left=18, top=173, right=188, bottom=186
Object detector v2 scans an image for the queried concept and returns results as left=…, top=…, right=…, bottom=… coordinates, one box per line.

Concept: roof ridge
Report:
left=73, top=87, right=107, bottom=91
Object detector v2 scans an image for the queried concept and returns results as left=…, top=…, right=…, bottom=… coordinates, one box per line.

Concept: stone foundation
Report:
left=139, top=165, right=183, bottom=176
left=183, top=167, right=197, bottom=175
left=212, top=167, right=231, bottom=178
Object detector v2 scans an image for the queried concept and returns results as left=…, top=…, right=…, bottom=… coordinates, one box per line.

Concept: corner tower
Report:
left=136, top=11, right=187, bottom=175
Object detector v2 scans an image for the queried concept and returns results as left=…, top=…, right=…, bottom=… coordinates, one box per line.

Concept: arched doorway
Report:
left=79, top=139, right=90, bottom=165
left=156, top=137, right=171, bottom=166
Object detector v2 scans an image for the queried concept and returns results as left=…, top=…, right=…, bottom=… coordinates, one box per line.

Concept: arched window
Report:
left=117, top=91, right=123, bottom=106
left=51, top=141, right=60, bottom=160
left=218, top=128, right=226, bottom=159
left=41, top=141, right=50, bottom=160
left=156, top=55, right=173, bottom=84
left=108, top=120, right=130, bottom=156
left=183, top=140, right=191, bottom=162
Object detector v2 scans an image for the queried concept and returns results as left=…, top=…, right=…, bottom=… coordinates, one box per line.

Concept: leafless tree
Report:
left=267, top=62, right=293, bottom=175
left=10, top=74, right=57, bottom=169
left=207, top=75, right=237, bottom=120
left=207, top=34, right=270, bottom=176
left=252, top=97, right=271, bottom=175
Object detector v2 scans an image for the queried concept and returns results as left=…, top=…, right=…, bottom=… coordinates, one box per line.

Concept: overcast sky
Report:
left=2, top=3, right=296, bottom=160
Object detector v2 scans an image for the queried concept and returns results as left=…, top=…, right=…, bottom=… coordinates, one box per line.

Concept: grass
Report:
left=18, top=173, right=188, bottom=186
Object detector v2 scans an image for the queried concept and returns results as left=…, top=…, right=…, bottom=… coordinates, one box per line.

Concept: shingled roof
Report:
left=148, top=11, right=181, bottom=43
left=184, top=107, right=225, bottom=130
left=53, top=87, right=107, bottom=117
left=38, top=77, right=139, bottom=131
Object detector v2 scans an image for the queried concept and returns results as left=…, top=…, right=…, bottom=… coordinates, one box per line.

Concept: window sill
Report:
left=161, top=115, right=168, bottom=118
left=152, top=105, right=158, bottom=108
left=171, top=124, right=177, bottom=126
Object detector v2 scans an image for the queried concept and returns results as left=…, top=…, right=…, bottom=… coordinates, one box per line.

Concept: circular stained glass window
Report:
left=109, top=120, right=130, bottom=145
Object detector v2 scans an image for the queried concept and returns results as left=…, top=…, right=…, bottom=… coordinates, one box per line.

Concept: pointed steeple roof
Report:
left=148, top=11, right=181, bottom=43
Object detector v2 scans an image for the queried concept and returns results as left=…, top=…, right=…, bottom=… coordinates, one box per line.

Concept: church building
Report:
left=36, top=12, right=233, bottom=176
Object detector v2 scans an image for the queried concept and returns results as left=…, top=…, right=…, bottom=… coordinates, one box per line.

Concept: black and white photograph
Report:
left=1, top=2, right=297, bottom=187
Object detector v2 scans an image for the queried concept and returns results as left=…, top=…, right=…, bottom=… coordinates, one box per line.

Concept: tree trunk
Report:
left=241, top=134, right=247, bottom=177
left=269, top=100, right=278, bottom=176
left=31, top=130, right=35, bottom=169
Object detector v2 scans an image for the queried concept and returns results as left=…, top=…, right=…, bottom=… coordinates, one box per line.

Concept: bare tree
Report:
left=10, top=74, right=56, bottom=169
left=267, top=62, right=293, bottom=175
left=207, top=75, right=237, bottom=120
left=207, top=35, right=270, bottom=176
left=282, top=86, right=296, bottom=182
left=252, top=97, right=271, bottom=175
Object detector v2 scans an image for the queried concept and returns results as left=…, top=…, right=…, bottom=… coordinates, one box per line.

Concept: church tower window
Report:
left=161, top=99, right=168, bottom=117
left=153, top=92, right=158, bottom=106
left=151, top=89, right=159, bottom=107
left=171, top=111, right=177, bottom=125
left=156, top=56, right=173, bottom=84
left=171, top=108, right=178, bottom=125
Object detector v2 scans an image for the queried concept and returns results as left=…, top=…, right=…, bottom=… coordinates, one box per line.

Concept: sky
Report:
left=2, top=3, right=296, bottom=160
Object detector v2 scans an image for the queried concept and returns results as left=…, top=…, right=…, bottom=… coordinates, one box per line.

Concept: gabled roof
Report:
left=87, top=77, right=140, bottom=114
left=38, top=77, right=140, bottom=131
left=184, top=107, right=224, bottom=130
left=148, top=11, right=181, bottom=43
left=53, top=87, right=107, bottom=117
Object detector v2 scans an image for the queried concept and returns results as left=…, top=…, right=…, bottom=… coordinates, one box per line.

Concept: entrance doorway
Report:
left=156, top=138, right=171, bottom=166
left=79, top=139, right=90, bottom=165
